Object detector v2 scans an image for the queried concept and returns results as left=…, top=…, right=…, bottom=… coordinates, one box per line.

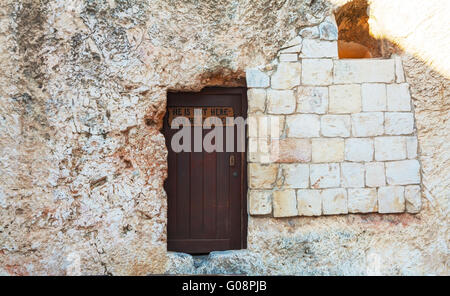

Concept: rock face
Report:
left=0, top=0, right=448, bottom=276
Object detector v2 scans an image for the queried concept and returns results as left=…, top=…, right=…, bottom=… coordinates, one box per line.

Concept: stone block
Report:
left=385, top=159, right=421, bottom=185
left=280, top=36, right=302, bottom=53
left=378, top=186, right=405, bottom=213
left=271, top=62, right=301, bottom=90
left=247, top=115, right=284, bottom=139
left=271, top=138, right=311, bottom=163
left=341, top=162, right=365, bottom=188
left=351, top=112, right=384, bottom=137
left=247, top=89, right=266, bottom=113
left=394, top=55, right=406, bottom=83
left=267, top=89, right=296, bottom=114
left=297, top=189, right=321, bottom=216
left=405, top=185, right=421, bottom=213
left=246, top=68, right=270, bottom=87
left=273, top=190, right=298, bottom=217
left=281, top=164, right=309, bottom=189
left=361, top=83, right=387, bottom=111
left=385, top=112, right=414, bottom=135
left=406, top=136, right=418, bottom=159
left=374, top=136, right=406, bottom=161
left=319, top=17, right=338, bottom=41
left=299, top=26, right=320, bottom=39
left=248, top=163, right=278, bottom=189
left=345, top=138, right=373, bottom=161
left=386, top=83, right=411, bottom=111
left=348, top=188, right=378, bottom=213
left=329, top=84, right=361, bottom=114
left=310, top=163, right=340, bottom=188
left=301, top=59, right=333, bottom=85
left=248, top=138, right=271, bottom=163
left=279, top=53, right=298, bottom=62
left=296, top=86, right=328, bottom=114
left=286, top=114, right=320, bottom=138
left=321, top=115, right=351, bottom=137
left=365, top=162, right=386, bottom=187
left=312, top=138, right=344, bottom=163
left=321, top=188, right=348, bottom=215
left=300, top=39, right=338, bottom=58
left=248, top=190, right=272, bottom=215
left=333, top=59, right=395, bottom=84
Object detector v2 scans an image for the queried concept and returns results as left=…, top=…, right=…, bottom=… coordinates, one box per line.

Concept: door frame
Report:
left=164, top=87, right=248, bottom=252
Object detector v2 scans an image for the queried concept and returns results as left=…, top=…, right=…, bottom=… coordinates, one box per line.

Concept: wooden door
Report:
left=163, top=87, right=247, bottom=254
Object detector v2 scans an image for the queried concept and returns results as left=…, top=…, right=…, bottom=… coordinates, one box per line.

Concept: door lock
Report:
left=229, top=155, right=235, bottom=167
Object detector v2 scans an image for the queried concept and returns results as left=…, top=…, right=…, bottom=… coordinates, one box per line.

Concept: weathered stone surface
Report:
left=267, top=89, right=296, bottom=114
left=386, top=83, right=411, bottom=111
left=361, top=83, right=387, bottom=111
left=248, top=115, right=284, bottom=139
left=273, top=190, right=297, bottom=217
left=248, top=138, right=271, bottom=163
left=393, top=55, right=406, bottom=83
left=351, top=112, right=384, bottom=137
left=321, top=115, right=351, bottom=137
left=365, top=162, right=386, bottom=188
left=348, top=188, right=378, bottom=213
left=312, top=138, right=344, bottom=163
left=333, top=59, right=395, bottom=84
left=374, top=136, right=407, bottom=161
left=329, top=84, right=361, bottom=114
left=299, top=26, right=320, bottom=39
left=406, top=136, right=418, bottom=159
left=249, top=190, right=272, bottom=215
left=297, top=189, right=321, bottom=216
left=321, top=188, right=348, bottom=215
left=248, top=163, right=278, bottom=189
left=301, top=59, right=333, bottom=85
left=378, top=186, right=405, bottom=213
left=404, top=185, right=422, bottom=214
left=296, top=86, right=328, bottom=114
left=310, top=163, right=340, bottom=188
left=385, top=112, right=414, bottom=135
left=271, top=138, right=311, bottom=163
left=247, top=89, right=267, bottom=113
left=246, top=68, right=270, bottom=88
left=300, top=39, right=338, bottom=58
left=279, top=53, right=298, bottom=62
left=345, top=138, right=374, bottom=161
left=341, top=162, right=365, bottom=188
left=286, top=114, right=320, bottom=138
left=282, top=164, right=309, bottom=189
left=385, top=160, right=421, bottom=185
left=318, top=17, right=338, bottom=41
left=271, top=62, right=302, bottom=90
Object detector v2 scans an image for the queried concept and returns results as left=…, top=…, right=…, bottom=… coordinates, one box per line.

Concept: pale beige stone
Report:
left=385, top=159, right=421, bottom=185
left=271, top=138, right=311, bottom=163
left=365, top=162, right=386, bottom=187
left=271, top=62, right=301, bottom=90
left=300, top=39, right=338, bottom=58
left=393, top=55, right=406, bottom=83
left=299, top=26, right=320, bottom=38
left=387, top=83, right=411, bottom=111
left=385, top=112, right=414, bottom=135
left=318, top=16, right=338, bottom=41
left=249, top=190, right=272, bottom=215
left=297, top=189, right=321, bottom=216
left=301, top=59, right=333, bottom=85
left=351, top=112, right=384, bottom=137
left=247, top=89, right=266, bottom=113
left=248, top=138, right=271, bottom=163
left=329, top=84, right=361, bottom=114
left=310, top=163, right=340, bottom=188
left=279, top=53, right=298, bottom=62
left=280, top=36, right=302, bottom=53
left=312, top=138, right=344, bottom=163
left=321, top=188, right=348, bottom=215
left=374, top=136, right=407, bottom=161
left=378, top=186, right=405, bottom=213
left=246, top=68, right=270, bottom=87
left=361, top=83, right=387, bottom=111
left=405, top=185, right=422, bottom=214
left=247, top=115, right=284, bottom=139
left=273, top=190, right=298, bottom=217
left=321, top=115, right=351, bottom=137
left=248, top=163, right=278, bottom=189
left=267, top=89, right=296, bottom=114
left=406, top=136, right=418, bottom=159
left=333, top=59, right=395, bottom=84
left=341, top=162, right=365, bottom=188
left=345, top=138, right=373, bottom=161
left=296, top=86, right=328, bottom=114
left=348, top=188, right=378, bottom=213
left=282, top=164, right=309, bottom=189
left=286, top=114, right=320, bottom=138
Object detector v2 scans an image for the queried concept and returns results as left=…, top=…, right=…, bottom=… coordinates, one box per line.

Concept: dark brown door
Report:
left=163, top=87, right=247, bottom=254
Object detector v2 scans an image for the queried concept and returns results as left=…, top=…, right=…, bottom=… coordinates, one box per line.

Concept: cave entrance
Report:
left=162, top=87, right=248, bottom=254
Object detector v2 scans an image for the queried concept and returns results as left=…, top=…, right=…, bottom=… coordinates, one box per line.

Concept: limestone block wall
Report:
left=246, top=17, right=421, bottom=218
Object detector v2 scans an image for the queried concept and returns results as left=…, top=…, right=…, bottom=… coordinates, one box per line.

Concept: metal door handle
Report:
left=229, top=155, right=235, bottom=167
